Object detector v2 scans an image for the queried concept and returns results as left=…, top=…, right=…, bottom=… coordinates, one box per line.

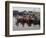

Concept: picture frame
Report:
left=5, top=1, right=45, bottom=37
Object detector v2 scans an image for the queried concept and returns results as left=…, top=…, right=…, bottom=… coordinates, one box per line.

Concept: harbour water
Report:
left=13, top=17, right=40, bottom=31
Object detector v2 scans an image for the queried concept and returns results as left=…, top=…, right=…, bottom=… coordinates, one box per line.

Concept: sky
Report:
left=13, top=7, right=40, bottom=12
